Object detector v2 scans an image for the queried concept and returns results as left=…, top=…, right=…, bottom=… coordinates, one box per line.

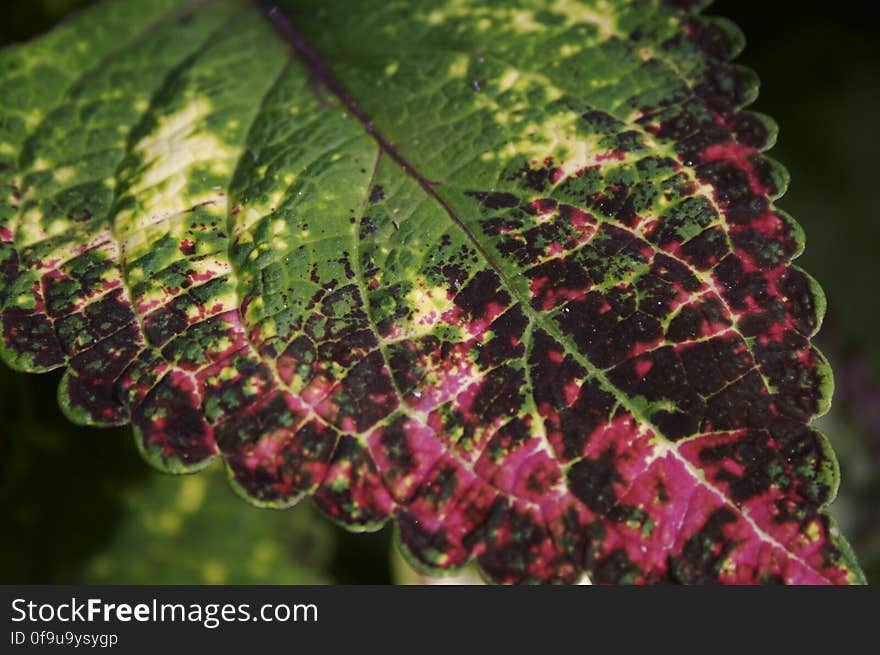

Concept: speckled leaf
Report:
left=0, top=0, right=864, bottom=584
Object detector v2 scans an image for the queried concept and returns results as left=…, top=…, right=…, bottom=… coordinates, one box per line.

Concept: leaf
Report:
left=0, top=0, right=864, bottom=584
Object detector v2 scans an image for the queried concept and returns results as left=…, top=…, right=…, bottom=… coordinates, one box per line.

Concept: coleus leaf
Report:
left=0, top=0, right=864, bottom=584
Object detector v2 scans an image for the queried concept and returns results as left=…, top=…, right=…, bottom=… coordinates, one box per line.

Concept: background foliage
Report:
left=1, top=0, right=877, bottom=584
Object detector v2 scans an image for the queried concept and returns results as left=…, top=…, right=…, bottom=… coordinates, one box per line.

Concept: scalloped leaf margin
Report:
left=0, top=0, right=865, bottom=584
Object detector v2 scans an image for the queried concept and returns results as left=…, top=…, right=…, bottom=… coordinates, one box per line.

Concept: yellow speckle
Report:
left=806, top=520, right=822, bottom=543
left=54, top=165, right=76, bottom=185
left=115, top=96, right=236, bottom=233
left=494, top=106, right=605, bottom=184
left=448, top=54, right=469, bottom=79
left=718, top=557, right=738, bottom=577
left=219, top=364, right=239, bottom=382
left=510, top=9, right=543, bottom=33
left=25, top=109, right=43, bottom=130
left=556, top=0, right=621, bottom=39
left=17, top=207, right=48, bottom=246
left=398, top=280, right=455, bottom=339
left=259, top=320, right=277, bottom=339
left=496, top=68, right=520, bottom=94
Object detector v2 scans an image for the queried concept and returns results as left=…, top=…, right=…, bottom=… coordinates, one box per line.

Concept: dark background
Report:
left=1, top=0, right=878, bottom=584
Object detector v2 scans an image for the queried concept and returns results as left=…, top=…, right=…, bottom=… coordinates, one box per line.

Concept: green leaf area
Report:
left=0, top=0, right=864, bottom=584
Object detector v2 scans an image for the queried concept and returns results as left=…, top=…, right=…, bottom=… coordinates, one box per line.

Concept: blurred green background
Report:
left=1, top=0, right=878, bottom=584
